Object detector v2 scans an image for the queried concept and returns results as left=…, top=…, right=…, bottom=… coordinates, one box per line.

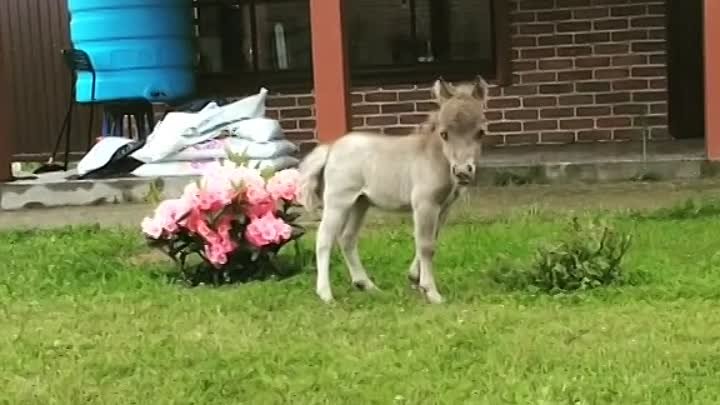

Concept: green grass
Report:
left=2, top=204, right=720, bottom=405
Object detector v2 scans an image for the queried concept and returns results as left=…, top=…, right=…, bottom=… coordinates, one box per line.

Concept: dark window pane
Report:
left=447, top=0, right=494, bottom=61
left=195, top=0, right=311, bottom=74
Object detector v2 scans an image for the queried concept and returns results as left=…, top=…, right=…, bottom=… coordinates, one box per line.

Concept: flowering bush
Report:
left=141, top=156, right=306, bottom=286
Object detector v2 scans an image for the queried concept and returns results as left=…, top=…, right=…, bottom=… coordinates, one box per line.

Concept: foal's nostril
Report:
left=466, top=164, right=475, bottom=174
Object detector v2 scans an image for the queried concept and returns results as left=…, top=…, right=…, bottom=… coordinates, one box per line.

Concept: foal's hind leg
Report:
left=338, top=198, right=378, bottom=291
left=316, top=200, right=353, bottom=303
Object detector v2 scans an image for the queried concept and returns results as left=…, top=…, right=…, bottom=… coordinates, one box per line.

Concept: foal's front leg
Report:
left=412, top=201, right=444, bottom=304
left=408, top=204, right=449, bottom=287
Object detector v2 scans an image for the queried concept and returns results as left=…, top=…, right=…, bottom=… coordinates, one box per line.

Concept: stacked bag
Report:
left=77, top=88, right=301, bottom=178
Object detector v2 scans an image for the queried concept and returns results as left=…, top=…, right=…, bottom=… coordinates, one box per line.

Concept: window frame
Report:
left=193, top=0, right=511, bottom=95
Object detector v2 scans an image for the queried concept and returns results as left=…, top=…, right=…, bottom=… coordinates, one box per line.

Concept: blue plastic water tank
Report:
left=67, top=0, right=196, bottom=103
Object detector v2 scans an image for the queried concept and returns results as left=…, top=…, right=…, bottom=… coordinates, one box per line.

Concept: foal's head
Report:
left=430, top=76, right=489, bottom=185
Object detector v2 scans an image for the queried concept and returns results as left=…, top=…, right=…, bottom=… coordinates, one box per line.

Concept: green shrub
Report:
left=490, top=217, right=633, bottom=294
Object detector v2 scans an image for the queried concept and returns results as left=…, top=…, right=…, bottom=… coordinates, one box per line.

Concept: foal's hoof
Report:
left=316, top=289, right=334, bottom=303
left=421, top=288, right=445, bottom=304
left=407, top=273, right=420, bottom=289
left=353, top=279, right=380, bottom=292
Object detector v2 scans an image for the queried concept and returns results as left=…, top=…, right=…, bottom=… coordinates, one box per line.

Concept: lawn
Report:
left=2, top=202, right=720, bottom=404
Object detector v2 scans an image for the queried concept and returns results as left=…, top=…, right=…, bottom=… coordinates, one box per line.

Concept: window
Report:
left=193, top=0, right=507, bottom=93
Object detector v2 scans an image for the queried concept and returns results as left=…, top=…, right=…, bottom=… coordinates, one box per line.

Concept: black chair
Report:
left=36, top=49, right=155, bottom=173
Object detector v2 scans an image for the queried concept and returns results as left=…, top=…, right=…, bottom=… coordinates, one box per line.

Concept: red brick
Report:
left=513, top=61, right=538, bottom=71
left=285, top=130, right=315, bottom=140
left=576, top=56, right=611, bottom=68
left=385, top=126, right=415, bottom=136
left=351, top=117, right=364, bottom=128
left=611, top=5, right=647, bottom=17
left=519, top=23, right=555, bottom=35
left=558, top=70, right=593, bottom=81
left=632, top=41, right=665, bottom=53
left=649, top=54, right=666, bottom=64
left=280, top=107, right=312, bottom=119
left=381, top=103, right=415, bottom=114
left=520, top=47, right=557, bottom=59
left=612, top=30, right=648, bottom=41
left=594, top=68, right=630, bottom=79
left=613, top=104, right=648, bottom=115
left=577, top=106, right=611, bottom=116
left=489, top=122, right=522, bottom=132
left=594, top=18, right=629, bottom=30
left=365, top=92, right=398, bottom=103
left=648, top=4, right=665, bottom=15
left=613, top=80, right=648, bottom=91
left=649, top=29, right=666, bottom=40
left=597, top=117, right=632, bottom=128
left=613, top=55, right=647, bottom=66
left=540, top=107, right=574, bottom=118
left=540, top=59, right=574, bottom=70
left=299, top=119, right=316, bottom=129
left=573, top=7, right=609, bottom=19
left=559, top=94, right=594, bottom=106
left=399, top=114, right=428, bottom=125
left=366, top=116, right=398, bottom=126
left=650, top=103, right=667, bottom=114
left=488, top=98, right=521, bottom=109
left=485, top=111, right=503, bottom=121
left=594, top=43, right=630, bottom=55
left=634, top=115, right=667, bottom=126
left=523, top=96, right=557, bottom=107
left=540, top=83, right=574, bottom=94
left=538, top=34, right=574, bottom=46
left=297, top=96, right=314, bottom=106
left=351, top=94, right=364, bottom=103
left=511, top=11, right=537, bottom=23
left=575, top=32, right=611, bottom=43
left=557, top=21, right=592, bottom=32
left=522, top=72, right=556, bottom=83
left=352, top=105, right=380, bottom=115
left=650, top=79, right=667, bottom=89
left=266, top=96, right=297, bottom=108
left=524, top=120, right=558, bottom=131
left=614, top=128, right=644, bottom=140
left=512, top=36, right=537, bottom=47
left=577, top=129, right=612, bottom=142
left=557, top=0, right=592, bottom=7
left=558, top=46, right=593, bottom=57
left=505, top=133, right=541, bottom=145
left=576, top=81, right=611, bottom=92
left=632, top=16, right=665, bottom=28
left=539, top=9, right=573, bottom=21
left=560, top=119, right=594, bottom=130
left=632, top=66, right=666, bottom=77
left=503, top=85, right=539, bottom=96
left=398, top=90, right=432, bottom=101
left=541, top=131, right=575, bottom=143
left=520, top=0, right=555, bottom=10
left=505, top=109, right=540, bottom=120
left=596, top=92, right=631, bottom=103
left=266, top=110, right=280, bottom=120
left=280, top=120, right=298, bottom=130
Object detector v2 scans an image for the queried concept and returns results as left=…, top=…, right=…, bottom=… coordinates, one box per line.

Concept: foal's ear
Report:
left=471, top=75, right=490, bottom=101
left=432, top=77, right=454, bottom=101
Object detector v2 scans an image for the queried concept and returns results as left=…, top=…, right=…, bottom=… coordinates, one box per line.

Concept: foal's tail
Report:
left=298, top=144, right=330, bottom=212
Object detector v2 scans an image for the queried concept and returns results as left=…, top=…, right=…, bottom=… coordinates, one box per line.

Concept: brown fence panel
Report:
left=0, top=0, right=100, bottom=161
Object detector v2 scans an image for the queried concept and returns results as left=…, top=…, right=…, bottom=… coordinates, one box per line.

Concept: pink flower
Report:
left=204, top=243, right=228, bottom=267
left=141, top=216, right=163, bottom=239
left=245, top=213, right=293, bottom=247
left=266, top=169, right=301, bottom=202
left=244, top=198, right=276, bottom=219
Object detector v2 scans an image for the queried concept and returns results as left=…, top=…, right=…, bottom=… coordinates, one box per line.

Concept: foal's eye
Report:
left=475, top=129, right=485, bottom=139
left=440, top=131, right=448, bottom=141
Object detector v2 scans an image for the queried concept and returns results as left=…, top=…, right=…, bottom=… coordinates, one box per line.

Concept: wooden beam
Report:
left=0, top=59, right=13, bottom=181
left=705, top=0, right=720, bottom=160
left=309, top=0, right=351, bottom=143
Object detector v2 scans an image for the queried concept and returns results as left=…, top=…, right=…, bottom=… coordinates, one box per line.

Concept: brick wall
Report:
left=261, top=0, right=669, bottom=149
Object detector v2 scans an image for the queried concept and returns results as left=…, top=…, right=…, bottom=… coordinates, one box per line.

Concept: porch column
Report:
left=309, top=0, right=351, bottom=143
left=0, top=61, right=13, bottom=181
left=705, top=0, right=720, bottom=160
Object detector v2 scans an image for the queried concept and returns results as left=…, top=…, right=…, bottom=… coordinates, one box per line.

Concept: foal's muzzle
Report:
left=452, top=164, right=475, bottom=185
